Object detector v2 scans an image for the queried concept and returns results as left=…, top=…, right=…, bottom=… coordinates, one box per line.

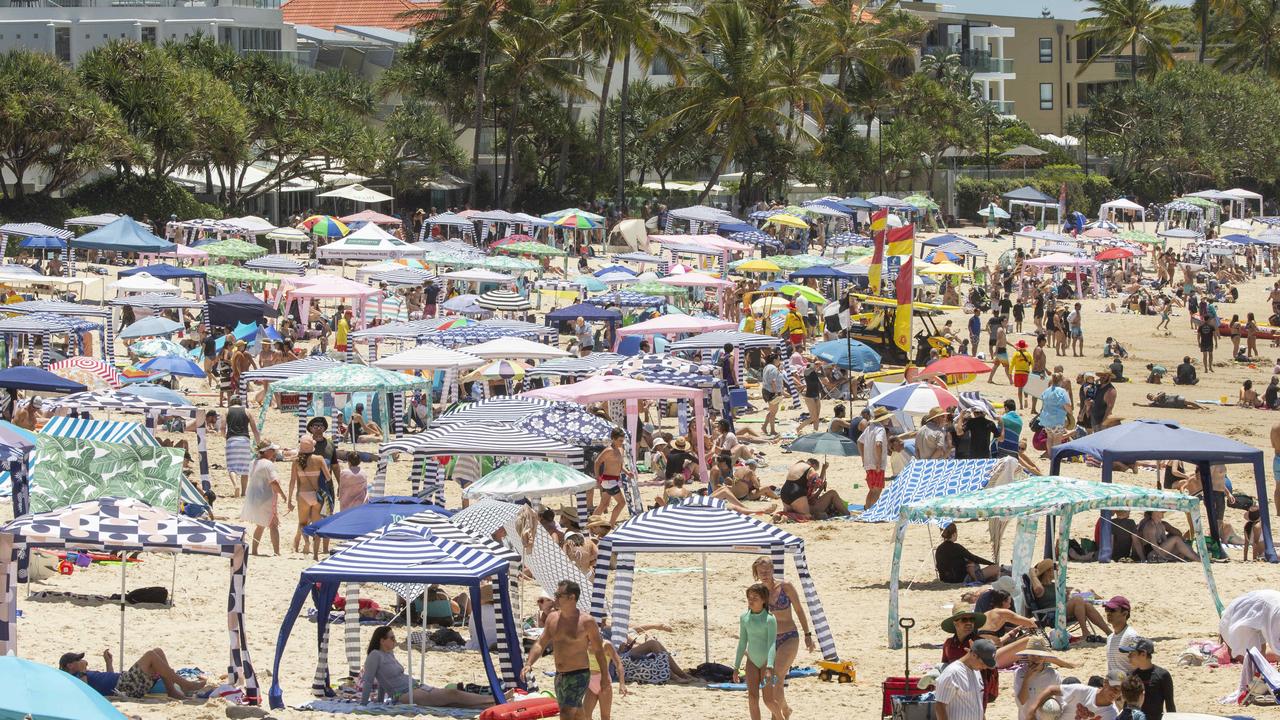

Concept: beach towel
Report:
left=296, top=699, right=481, bottom=717
left=703, top=667, right=819, bottom=690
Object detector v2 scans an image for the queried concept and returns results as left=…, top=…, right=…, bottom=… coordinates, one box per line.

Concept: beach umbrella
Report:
left=735, top=259, right=782, bottom=274
left=765, top=213, right=809, bottom=230
left=552, top=213, right=602, bottom=229
left=924, top=249, right=961, bottom=263
left=596, top=271, right=638, bottom=285
left=869, top=382, right=958, bottom=414
left=18, top=236, right=66, bottom=250
left=483, top=256, right=539, bottom=272
left=918, top=261, right=972, bottom=276
left=778, top=284, right=826, bottom=304
left=118, top=316, right=183, bottom=339
left=441, top=294, right=487, bottom=314
left=787, top=432, right=859, bottom=457
left=128, top=383, right=192, bottom=406
left=543, top=207, right=605, bottom=222
left=770, top=254, right=834, bottom=270
left=50, top=357, right=122, bottom=390
left=515, top=405, right=617, bottom=446
left=750, top=295, right=791, bottom=314
left=827, top=231, right=871, bottom=247
left=140, top=354, right=206, bottom=378
left=0, top=655, right=128, bottom=720
left=266, top=226, right=310, bottom=245
left=477, top=289, right=533, bottom=312
left=902, top=194, right=940, bottom=211
left=464, top=359, right=528, bottom=382
left=302, top=215, right=349, bottom=238
left=630, top=280, right=688, bottom=296
left=465, top=460, right=597, bottom=499
left=729, top=230, right=782, bottom=248
left=497, top=240, right=566, bottom=257
left=571, top=275, right=607, bottom=292
left=923, top=355, right=992, bottom=376
left=977, top=204, right=1010, bottom=219
left=128, top=338, right=189, bottom=358
left=1095, top=247, right=1137, bottom=261
left=434, top=316, right=476, bottom=330
left=811, top=338, right=882, bottom=372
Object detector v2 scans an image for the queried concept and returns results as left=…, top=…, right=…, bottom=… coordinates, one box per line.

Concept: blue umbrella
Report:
left=787, top=432, right=859, bottom=457
left=119, top=316, right=183, bottom=339
left=811, top=338, right=882, bottom=372
left=838, top=197, right=877, bottom=211
left=516, top=405, right=617, bottom=446
left=18, top=236, right=66, bottom=250
left=128, top=383, right=193, bottom=407
left=140, top=354, right=206, bottom=378
left=0, top=655, right=127, bottom=720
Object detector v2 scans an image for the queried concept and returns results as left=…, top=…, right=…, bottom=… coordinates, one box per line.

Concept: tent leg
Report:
left=120, top=557, right=127, bottom=664
left=169, top=554, right=177, bottom=608
left=702, top=553, right=710, bottom=665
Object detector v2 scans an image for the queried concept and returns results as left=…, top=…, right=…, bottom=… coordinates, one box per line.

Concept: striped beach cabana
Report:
left=589, top=496, right=838, bottom=664
left=268, top=526, right=520, bottom=709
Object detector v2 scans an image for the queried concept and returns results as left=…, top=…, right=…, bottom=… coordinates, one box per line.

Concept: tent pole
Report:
left=169, top=554, right=177, bottom=608
left=420, top=595, right=426, bottom=691
left=120, top=555, right=127, bottom=664
left=702, top=553, right=710, bottom=665
left=406, top=592, right=414, bottom=707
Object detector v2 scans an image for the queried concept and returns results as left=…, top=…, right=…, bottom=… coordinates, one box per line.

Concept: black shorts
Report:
left=762, top=389, right=777, bottom=402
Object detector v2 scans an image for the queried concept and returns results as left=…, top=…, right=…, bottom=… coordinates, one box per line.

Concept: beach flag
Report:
left=894, top=254, right=914, bottom=351
left=886, top=223, right=914, bottom=256
left=868, top=209, right=888, bottom=294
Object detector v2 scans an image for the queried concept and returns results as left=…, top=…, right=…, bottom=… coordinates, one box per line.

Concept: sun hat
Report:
left=298, top=435, right=316, bottom=453
left=256, top=440, right=279, bottom=454
left=990, top=576, right=1018, bottom=597
left=871, top=407, right=895, bottom=423
left=586, top=515, right=613, bottom=531
left=1033, top=558, right=1056, bottom=578
left=1016, top=339, right=1028, bottom=349
left=1018, top=637, right=1075, bottom=666
left=922, top=407, right=949, bottom=424
left=671, top=437, right=691, bottom=452
left=1104, top=670, right=1127, bottom=687
left=941, top=604, right=987, bottom=634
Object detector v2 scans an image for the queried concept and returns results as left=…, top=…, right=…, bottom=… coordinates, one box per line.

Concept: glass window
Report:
left=1040, top=83, right=1053, bottom=110
left=1039, top=38, right=1052, bottom=63
left=1066, top=82, right=1072, bottom=108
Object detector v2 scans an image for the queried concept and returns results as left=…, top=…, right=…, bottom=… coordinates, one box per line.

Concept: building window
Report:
left=1066, top=37, right=1072, bottom=63
left=141, top=27, right=156, bottom=45
left=1066, top=82, right=1072, bottom=108
left=55, top=27, right=70, bottom=63
left=1040, top=83, right=1053, bottom=110
left=1039, top=38, right=1052, bottom=63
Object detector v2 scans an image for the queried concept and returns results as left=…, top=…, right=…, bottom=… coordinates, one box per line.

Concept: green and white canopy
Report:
left=200, top=239, right=269, bottom=261
left=463, top=460, right=597, bottom=500
left=258, top=363, right=434, bottom=432
left=887, top=476, right=1222, bottom=650
left=30, top=436, right=184, bottom=513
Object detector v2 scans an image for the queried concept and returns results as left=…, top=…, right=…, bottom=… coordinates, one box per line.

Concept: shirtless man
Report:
left=230, top=340, right=257, bottom=404
left=1029, top=333, right=1048, bottom=414
left=592, top=428, right=627, bottom=525
left=521, top=581, right=607, bottom=720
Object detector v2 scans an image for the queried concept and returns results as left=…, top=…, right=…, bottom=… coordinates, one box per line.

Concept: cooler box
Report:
left=881, top=676, right=924, bottom=716
left=729, top=388, right=749, bottom=409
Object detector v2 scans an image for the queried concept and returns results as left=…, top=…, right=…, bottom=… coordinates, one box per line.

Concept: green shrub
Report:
left=955, top=168, right=1114, bottom=219
left=67, top=174, right=223, bottom=222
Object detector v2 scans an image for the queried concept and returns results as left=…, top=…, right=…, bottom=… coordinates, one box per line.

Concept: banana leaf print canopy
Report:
left=887, top=477, right=1223, bottom=651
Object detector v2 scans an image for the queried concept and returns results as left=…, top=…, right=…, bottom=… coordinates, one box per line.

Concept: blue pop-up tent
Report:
left=119, top=263, right=206, bottom=281
left=1050, top=419, right=1275, bottom=562
left=303, top=497, right=451, bottom=539
left=0, top=367, right=87, bottom=394
left=207, top=291, right=279, bottom=329
left=71, top=216, right=175, bottom=253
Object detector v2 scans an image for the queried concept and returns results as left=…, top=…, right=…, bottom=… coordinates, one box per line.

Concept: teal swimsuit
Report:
left=734, top=609, right=778, bottom=673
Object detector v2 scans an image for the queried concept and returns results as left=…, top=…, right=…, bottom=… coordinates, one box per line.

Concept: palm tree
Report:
left=1073, top=0, right=1182, bottom=86
left=1214, top=0, right=1280, bottom=77
left=407, top=0, right=504, bottom=206
left=656, top=0, right=837, bottom=205
left=773, top=33, right=839, bottom=144
left=1194, top=0, right=1244, bottom=63
left=814, top=0, right=918, bottom=98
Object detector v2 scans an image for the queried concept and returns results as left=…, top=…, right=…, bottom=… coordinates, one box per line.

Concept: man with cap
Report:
left=1122, top=637, right=1174, bottom=720
left=1011, top=339, right=1034, bottom=408
left=60, top=647, right=206, bottom=699
left=935, top=637, right=997, bottom=720
left=1104, top=596, right=1139, bottom=675
left=1014, top=637, right=1075, bottom=720
left=1029, top=670, right=1125, bottom=720
left=857, top=407, right=894, bottom=510
left=916, top=407, right=953, bottom=460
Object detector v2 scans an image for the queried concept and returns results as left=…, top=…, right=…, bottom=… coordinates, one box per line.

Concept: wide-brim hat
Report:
left=922, top=407, right=950, bottom=424
left=871, top=406, right=895, bottom=423
left=941, top=605, right=987, bottom=634
left=671, top=437, right=691, bottom=452
left=586, top=515, right=613, bottom=531
left=1018, top=637, right=1074, bottom=665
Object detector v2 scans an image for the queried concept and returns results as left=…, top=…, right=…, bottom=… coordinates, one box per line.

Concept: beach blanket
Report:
left=704, top=667, right=819, bottom=690
left=297, top=700, right=481, bottom=717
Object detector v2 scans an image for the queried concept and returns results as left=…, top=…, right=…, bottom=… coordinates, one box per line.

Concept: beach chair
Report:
left=1020, top=574, right=1079, bottom=642
left=1246, top=647, right=1280, bottom=704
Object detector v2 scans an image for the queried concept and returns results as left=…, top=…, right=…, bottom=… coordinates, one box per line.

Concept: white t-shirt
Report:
left=1106, top=625, right=1139, bottom=675
left=720, top=432, right=739, bottom=454
left=859, top=423, right=889, bottom=471
left=1012, top=666, right=1061, bottom=720
left=934, top=660, right=985, bottom=720
left=1058, top=684, right=1118, bottom=720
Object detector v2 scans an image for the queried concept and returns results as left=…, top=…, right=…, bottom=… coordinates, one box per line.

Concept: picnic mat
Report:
left=704, top=667, right=819, bottom=691
left=296, top=699, right=482, bottom=717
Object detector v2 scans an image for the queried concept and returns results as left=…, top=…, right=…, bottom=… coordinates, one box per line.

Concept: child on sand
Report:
left=733, top=584, right=782, bottom=720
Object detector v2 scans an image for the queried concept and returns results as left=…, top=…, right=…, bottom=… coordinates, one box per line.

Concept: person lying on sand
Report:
left=61, top=647, right=207, bottom=700
left=1138, top=392, right=1206, bottom=410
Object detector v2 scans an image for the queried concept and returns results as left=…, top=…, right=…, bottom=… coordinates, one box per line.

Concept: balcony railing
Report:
left=922, top=48, right=1014, bottom=74
left=986, top=99, right=1015, bottom=115
left=1114, top=59, right=1147, bottom=79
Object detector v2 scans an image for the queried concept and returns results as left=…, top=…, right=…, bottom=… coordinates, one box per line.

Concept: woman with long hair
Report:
left=358, top=626, right=493, bottom=707
left=751, top=557, right=813, bottom=720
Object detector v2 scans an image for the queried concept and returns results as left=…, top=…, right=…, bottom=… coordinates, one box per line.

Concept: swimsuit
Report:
left=770, top=587, right=800, bottom=647
left=597, top=473, right=622, bottom=496
left=555, top=668, right=591, bottom=708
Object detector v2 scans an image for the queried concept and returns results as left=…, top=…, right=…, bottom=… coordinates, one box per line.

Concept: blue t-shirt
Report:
left=999, top=411, right=1022, bottom=453
left=81, top=670, right=120, bottom=696
left=968, top=315, right=982, bottom=336
left=1039, top=387, right=1070, bottom=428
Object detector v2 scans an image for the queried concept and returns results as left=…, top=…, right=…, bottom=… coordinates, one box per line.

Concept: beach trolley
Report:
left=882, top=617, right=931, bottom=718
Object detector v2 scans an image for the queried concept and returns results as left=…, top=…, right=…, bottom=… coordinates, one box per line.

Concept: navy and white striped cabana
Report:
left=527, top=353, right=625, bottom=380
left=244, top=255, right=307, bottom=276
left=369, top=268, right=436, bottom=287
left=590, top=496, right=838, bottom=663
left=432, top=396, right=562, bottom=426
left=1, top=300, right=116, bottom=365
left=0, top=222, right=74, bottom=240
left=268, top=526, right=520, bottom=709
left=375, top=420, right=584, bottom=503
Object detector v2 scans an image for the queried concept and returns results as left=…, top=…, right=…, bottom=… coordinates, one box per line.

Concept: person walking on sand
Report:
left=241, top=440, right=287, bottom=556
left=523, top=581, right=608, bottom=720
left=761, top=354, right=786, bottom=437
left=1196, top=310, right=1217, bottom=373
left=987, top=317, right=1012, bottom=384
left=592, top=428, right=627, bottom=525
left=752, top=557, right=815, bottom=720
left=289, top=435, right=331, bottom=559
left=1068, top=302, right=1084, bottom=357
left=934, top=638, right=997, bottom=720
left=858, top=407, right=894, bottom=510
left=733, top=583, right=784, bottom=720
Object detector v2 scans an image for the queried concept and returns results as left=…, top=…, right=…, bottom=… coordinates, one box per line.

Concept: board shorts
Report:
left=865, top=468, right=886, bottom=490
left=598, top=474, right=622, bottom=496
left=115, top=663, right=157, bottom=699
left=556, top=669, right=591, bottom=708
left=789, top=333, right=805, bottom=347
left=1070, top=327, right=1082, bottom=338
left=1013, top=373, right=1028, bottom=389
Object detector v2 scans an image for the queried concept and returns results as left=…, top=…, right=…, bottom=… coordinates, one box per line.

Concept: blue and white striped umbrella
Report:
left=729, top=231, right=782, bottom=248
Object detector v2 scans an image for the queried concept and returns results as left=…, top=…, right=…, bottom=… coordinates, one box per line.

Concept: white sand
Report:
left=9, top=226, right=1277, bottom=719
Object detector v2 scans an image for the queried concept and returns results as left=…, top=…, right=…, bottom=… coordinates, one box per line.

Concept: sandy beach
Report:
left=8, top=224, right=1277, bottom=720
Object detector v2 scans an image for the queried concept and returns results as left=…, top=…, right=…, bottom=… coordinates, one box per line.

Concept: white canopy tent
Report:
left=316, top=223, right=423, bottom=261
left=317, top=183, right=394, bottom=203
left=1099, top=198, right=1146, bottom=224
left=1222, top=188, right=1264, bottom=219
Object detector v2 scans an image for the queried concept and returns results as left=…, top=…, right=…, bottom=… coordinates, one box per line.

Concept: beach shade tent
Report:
left=118, top=263, right=207, bottom=297
left=319, top=183, right=393, bottom=204
left=40, top=388, right=211, bottom=493
left=265, top=226, right=310, bottom=252
left=613, top=314, right=736, bottom=350
left=206, top=291, right=280, bottom=329
left=372, top=343, right=484, bottom=372
left=1099, top=198, right=1146, bottom=224
left=23, top=435, right=184, bottom=513
left=442, top=268, right=518, bottom=285
left=462, top=336, right=570, bottom=361
left=244, top=255, right=307, bottom=276
left=222, top=216, right=277, bottom=236
left=526, top=353, right=626, bottom=383
left=590, top=495, right=838, bottom=664
left=280, top=276, right=384, bottom=330
left=0, top=313, right=102, bottom=368
left=128, top=337, right=188, bottom=359
left=139, top=354, right=205, bottom=378
left=477, top=289, right=533, bottom=312
left=369, top=267, right=437, bottom=287
left=317, top=223, right=422, bottom=261
left=49, top=356, right=122, bottom=390
left=202, top=264, right=284, bottom=293
left=465, top=460, right=597, bottom=500
left=0, top=497, right=257, bottom=699
left=1222, top=187, right=1265, bottom=218
left=109, top=292, right=205, bottom=312
left=0, top=654, right=129, bottom=720
left=118, top=315, right=183, bottom=340
left=237, top=356, right=340, bottom=398
left=375, top=419, right=584, bottom=501
left=269, top=526, right=520, bottom=709
left=1002, top=186, right=1062, bottom=226
left=1021, top=253, right=1100, bottom=298
left=432, top=397, right=565, bottom=427
left=1050, top=419, right=1275, bottom=562
left=68, top=216, right=175, bottom=268
left=860, top=457, right=1019, bottom=523
left=109, top=272, right=180, bottom=296
left=545, top=303, right=623, bottom=339
left=886, top=478, right=1222, bottom=651
left=789, top=265, right=853, bottom=281
left=0, top=366, right=86, bottom=394
left=583, top=290, right=665, bottom=309
left=340, top=209, right=402, bottom=226
left=0, top=222, right=74, bottom=242
left=259, top=364, right=434, bottom=442
left=513, top=403, right=616, bottom=446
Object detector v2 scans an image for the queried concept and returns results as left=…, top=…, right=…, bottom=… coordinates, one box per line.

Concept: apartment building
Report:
left=0, top=0, right=297, bottom=65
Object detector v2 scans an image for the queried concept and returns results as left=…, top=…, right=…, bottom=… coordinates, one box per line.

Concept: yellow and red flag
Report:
left=894, top=254, right=914, bottom=352
left=886, top=223, right=915, bottom=256
left=868, top=209, right=888, bottom=294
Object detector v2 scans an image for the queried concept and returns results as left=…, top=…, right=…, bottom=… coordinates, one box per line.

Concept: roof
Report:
left=902, top=476, right=1202, bottom=521
left=859, top=458, right=1016, bottom=524
left=1051, top=419, right=1262, bottom=466
left=283, top=0, right=423, bottom=31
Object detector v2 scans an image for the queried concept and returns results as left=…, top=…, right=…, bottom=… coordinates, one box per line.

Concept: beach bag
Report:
left=621, top=653, right=671, bottom=684
left=1230, top=493, right=1255, bottom=510
left=125, top=587, right=168, bottom=605
left=690, top=662, right=734, bottom=683
left=1031, top=428, right=1048, bottom=452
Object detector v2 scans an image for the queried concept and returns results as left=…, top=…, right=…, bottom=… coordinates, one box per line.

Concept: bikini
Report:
left=769, top=586, right=800, bottom=648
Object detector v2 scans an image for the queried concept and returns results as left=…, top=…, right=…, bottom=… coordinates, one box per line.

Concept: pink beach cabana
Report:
left=656, top=273, right=735, bottom=289
left=650, top=234, right=754, bottom=253
left=1021, top=253, right=1101, bottom=298
left=280, top=275, right=384, bottom=329
left=341, top=209, right=402, bottom=226
left=613, top=314, right=736, bottom=350
left=523, top=374, right=711, bottom=482
left=139, top=243, right=210, bottom=266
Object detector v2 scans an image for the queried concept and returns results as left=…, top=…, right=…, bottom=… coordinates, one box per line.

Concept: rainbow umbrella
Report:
left=392, top=258, right=428, bottom=269
left=543, top=207, right=605, bottom=222
left=552, top=213, right=601, bottom=229
left=464, top=359, right=528, bottom=382
left=302, top=215, right=349, bottom=238
left=434, top=316, right=476, bottom=330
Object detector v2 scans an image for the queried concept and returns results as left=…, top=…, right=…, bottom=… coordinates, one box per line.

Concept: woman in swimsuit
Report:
left=289, top=435, right=332, bottom=559
left=751, top=557, right=813, bottom=720
left=733, top=583, right=782, bottom=720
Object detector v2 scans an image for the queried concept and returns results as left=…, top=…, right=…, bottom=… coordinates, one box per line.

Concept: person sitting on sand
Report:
left=1240, top=380, right=1263, bottom=408
left=1145, top=364, right=1166, bottom=384
left=935, top=523, right=1001, bottom=584
left=597, top=617, right=695, bottom=684
left=61, top=647, right=207, bottom=700
left=360, top=626, right=493, bottom=707
left=1143, top=392, right=1205, bottom=410
left=1136, top=511, right=1200, bottom=562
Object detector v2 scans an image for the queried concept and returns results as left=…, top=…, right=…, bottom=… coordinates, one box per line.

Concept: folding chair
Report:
left=1245, top=647, right=1280, bottom=705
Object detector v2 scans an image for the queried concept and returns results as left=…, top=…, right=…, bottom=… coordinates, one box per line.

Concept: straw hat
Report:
left=1018, top=637, right=1074, bottom=666
left=871, top=407, right=895, bottom=423
left=1033, top=558, right=1056, bottom=579
left=586, top=515, right=613, bottom=532
left=671, top=437, right=691, bottom=452
left=940, top=604, right=987, bottom=634
left=922, top=407, right=949, bottom=425
left=556, top=506, right=580, bottom=525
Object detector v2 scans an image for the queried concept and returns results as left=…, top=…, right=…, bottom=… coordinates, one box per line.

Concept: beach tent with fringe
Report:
left=887, top=477, right=1221, bottom=651
left=859, top=458, right=1018, bottom=524
left=0, top=497, right=257, bottom=702
left=268, top=526, right=520, bottom=709
left=589, top=495, right=837, bottom=664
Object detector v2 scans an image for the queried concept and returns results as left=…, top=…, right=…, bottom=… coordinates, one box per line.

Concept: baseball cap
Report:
left=971, top=639, right=998, bottom=668
left=58, top=652, right=84, bottom=671
left=1103, top=596, right=1130, bottom=611
left=1119, top=637, right=1155, bottom=655
left=1104, top=670, right=1127, bottom=687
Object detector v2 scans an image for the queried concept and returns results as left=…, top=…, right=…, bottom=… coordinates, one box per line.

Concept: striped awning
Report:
left=0, top=222, right=74, bottom=240
left=369, top=268, right=436, bottom=286
left=432, top=397, right=562, bottom=425
left=668, top=330, right=784, bottom=352
left=477, top=289, right=532, bottom=311
left=244, top=255, right=307, bottom=276
left=302, top=525, right=507, bottom=585
left=240, top=356, right=340, bottom=385
left=349, top=513, right=520, bottom=566
left=3, top=300, right=112, bottom=318
left=0, top=313, right=101, bottom=334
left=40, top=389, right=197, bottom=418
left=527, top=353, right=625, bottom=378
left=381, top=420, right=583, bottom=466
left=350, top=319, right=441, bottom=341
